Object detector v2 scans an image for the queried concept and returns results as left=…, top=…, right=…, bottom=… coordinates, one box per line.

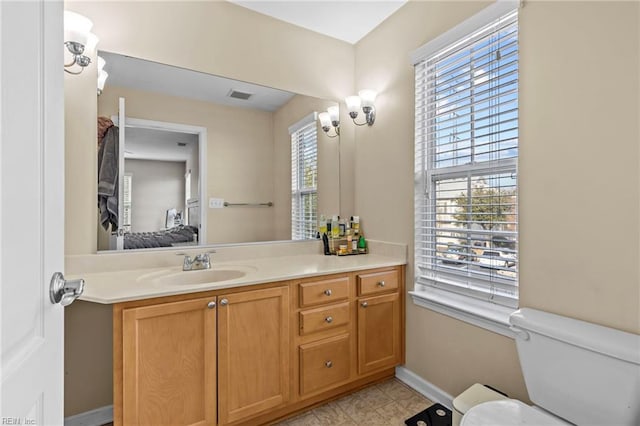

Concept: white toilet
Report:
left=461, top=308, right=640, bottom=426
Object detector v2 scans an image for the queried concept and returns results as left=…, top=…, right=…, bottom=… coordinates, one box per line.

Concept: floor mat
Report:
left=405, top=402, right=452, bottom=426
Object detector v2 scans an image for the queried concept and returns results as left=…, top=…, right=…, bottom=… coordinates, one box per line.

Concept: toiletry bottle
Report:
left=331, top=215, right=339, bottom=239
left=319, top=214, right=327, bottom=235
left=339, top=219, right=346, bottom=237
left=358, top=235, right=366, bottom=254
left=322, top=233, right=331, bottom=255
left=352, top=216, right=360, bottom=235
left=346, top=231, right=353, bottom=253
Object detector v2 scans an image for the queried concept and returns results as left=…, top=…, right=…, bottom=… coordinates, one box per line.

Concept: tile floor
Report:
left=100, top=379, right=432, bottom=426
left=274, top=379, right=433, bottom=426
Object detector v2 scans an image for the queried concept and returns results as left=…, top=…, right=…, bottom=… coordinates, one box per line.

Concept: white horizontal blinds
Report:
left=415, top=10, right=519, bottom=308
left=291, top=121, right=318, bottom=240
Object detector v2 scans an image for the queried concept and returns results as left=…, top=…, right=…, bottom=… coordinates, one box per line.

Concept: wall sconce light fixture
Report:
left=64, top=11, right=98, bottom=75
left=97, top=56, right=109, bottom=95
left=318, top=105, right=340, bottom=138
left=345, top=89, right=377, bottom=126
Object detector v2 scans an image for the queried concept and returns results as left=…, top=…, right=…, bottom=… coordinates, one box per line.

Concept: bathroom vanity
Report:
left=73, top=245, right=405, bottom=425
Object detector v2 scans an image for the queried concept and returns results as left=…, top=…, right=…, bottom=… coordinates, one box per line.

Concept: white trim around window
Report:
left=411, top=1, right=520, bottom=335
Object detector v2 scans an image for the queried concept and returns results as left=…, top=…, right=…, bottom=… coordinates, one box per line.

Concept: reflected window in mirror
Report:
left=290, top=113, right=318, bottom=240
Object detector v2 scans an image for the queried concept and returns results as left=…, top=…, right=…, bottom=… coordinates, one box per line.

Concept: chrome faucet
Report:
left=178, top=251, right=215, bottom=271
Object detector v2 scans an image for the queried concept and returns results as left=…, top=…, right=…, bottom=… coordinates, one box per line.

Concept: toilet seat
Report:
left=460, top=399, right=569, bottom=426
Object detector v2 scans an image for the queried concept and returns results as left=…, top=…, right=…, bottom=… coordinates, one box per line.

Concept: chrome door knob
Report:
left=325, top=316, right=333, bottom=323
left=325, top=360, right=333, bottom=368
left=49, top=272, right=84, bottom=306
left=323, top=289, right=332, bottom=296
left=219, top=298, right=229, bottom=306
left=361, top=301, right=368, bottom=308
left=207, top=301, right=216, bottom=309
left=378, top=281, right=386, bottom=287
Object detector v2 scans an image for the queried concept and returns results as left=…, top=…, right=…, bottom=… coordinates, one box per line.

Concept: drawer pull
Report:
left=325, top=316, right=333, bottom=323
left=207, top=301, right=216, bottom=309
left=378, top=280, right=386, bottom=287
left=325, top=360, right=333, bottom=368
left=323, top=289, right=332, bottom=296
left=361, top=301, right=368, bottom=308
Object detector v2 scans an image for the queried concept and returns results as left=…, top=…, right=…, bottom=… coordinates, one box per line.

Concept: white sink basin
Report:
left=142, top=265, right=257, bottom=287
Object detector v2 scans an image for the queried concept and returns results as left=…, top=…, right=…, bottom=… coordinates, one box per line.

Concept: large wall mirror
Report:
left=97, top=52, right=340, bottom=251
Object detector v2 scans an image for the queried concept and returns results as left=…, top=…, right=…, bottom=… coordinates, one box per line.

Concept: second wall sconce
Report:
left=345, top=89, right=376, bottom=126
left=318, top=105, right=340, bottom=138
left=97, top=56, right=109, bottom=95
left=64, top=11, right=98, bottom=75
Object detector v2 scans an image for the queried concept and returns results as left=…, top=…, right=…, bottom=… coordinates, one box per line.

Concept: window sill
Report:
left=409, top=286, right=516, bottom=338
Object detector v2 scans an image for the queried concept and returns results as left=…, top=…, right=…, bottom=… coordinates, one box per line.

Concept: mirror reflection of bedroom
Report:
left=97, top=121, right=201, bottom=250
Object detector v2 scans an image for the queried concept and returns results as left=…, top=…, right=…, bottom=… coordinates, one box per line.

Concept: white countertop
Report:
left=75, top=253, right=406, bottom=304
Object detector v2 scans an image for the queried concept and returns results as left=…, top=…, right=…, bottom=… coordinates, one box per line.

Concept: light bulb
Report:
left=358, top=89, right=377, bottom=109
left=345, top=95, right=361, bottom=114
left=327, top=106, right=339, bottom=123
left=98, top=70, right=109, bottom=92
left=64, top=11, right=93, bottom=46
left=97, top=56, right=106, bottom=73
left=318, top=112, right=331, bottom=129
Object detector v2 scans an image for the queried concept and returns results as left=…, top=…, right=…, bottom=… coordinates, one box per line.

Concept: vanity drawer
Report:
left=299, top=277, right=349, bottom=308
left=299, top=334, right=351, bottom=396
left=357, top=270, right=399, bottom=296
left=299, top=302, right=349, bottom=336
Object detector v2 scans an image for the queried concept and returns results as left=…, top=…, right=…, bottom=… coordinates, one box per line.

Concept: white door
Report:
left=1, top=1, right=67, bottom=424
left=109, top=97, right=125, bottom=250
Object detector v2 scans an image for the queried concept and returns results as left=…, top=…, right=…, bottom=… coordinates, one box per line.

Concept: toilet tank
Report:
left=510, top=308, right=640, bottom=426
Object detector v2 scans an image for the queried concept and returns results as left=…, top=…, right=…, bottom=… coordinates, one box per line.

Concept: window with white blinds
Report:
left=290, top=116, right=318, bottom=240
left=414, top=7, right=519, bottom=308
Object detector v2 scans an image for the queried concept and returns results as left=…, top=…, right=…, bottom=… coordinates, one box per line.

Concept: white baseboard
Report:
left=395, top=366, right=454, bottom=410
left=64, top=405, right=113, bottom=426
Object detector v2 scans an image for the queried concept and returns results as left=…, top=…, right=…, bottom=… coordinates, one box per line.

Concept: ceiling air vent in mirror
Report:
left=227, top=89, right=253, bottom=100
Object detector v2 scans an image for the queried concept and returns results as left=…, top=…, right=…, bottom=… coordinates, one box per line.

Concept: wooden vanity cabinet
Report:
left=120, top=296, right=217, bottom=426
left=115, top=285, right=289, bottom=426
left=356, top=269, right=403, bottom=374
left=113, top=265, right=404, bottom=426
left=217, top=286, right=289, bottom=424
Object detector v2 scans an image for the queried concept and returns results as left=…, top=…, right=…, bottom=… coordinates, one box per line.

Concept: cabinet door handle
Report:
left=207, top=301, right=216, bottom=309
left=325, top=316, right=333, bottom=324
left=219, top=298, right=229, bottom=306
left=361, top=301, right=368, bottom=308
left=325, top=360, right=333, bottom=368
left=323, top=289, right=332, bottom=296
left=378, top=280, right=386, bottom=287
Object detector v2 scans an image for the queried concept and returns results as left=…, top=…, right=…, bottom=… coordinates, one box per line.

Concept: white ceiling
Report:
left=228, top=0, right=408, bottom=44
left=124, top=127, right=198, bottom=162
left=100, top=51, right=295, bottom=112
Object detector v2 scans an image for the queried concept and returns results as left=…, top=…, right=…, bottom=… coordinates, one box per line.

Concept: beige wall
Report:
left=64, top=301, right=112, bottom=416
left=125, top=159, right=186, bottom=232
left=66, top=1, right=354, bottom=100
left=354, top=0, right=639, bottom=402
left=65, top=62, right=98, bottom=255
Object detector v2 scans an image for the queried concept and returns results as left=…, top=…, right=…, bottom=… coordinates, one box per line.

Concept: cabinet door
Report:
left=217, top=286, right=290, bottom=424
left=122, top=297, right=217, bottom=426
left=357, top=292, right=401, bottom=374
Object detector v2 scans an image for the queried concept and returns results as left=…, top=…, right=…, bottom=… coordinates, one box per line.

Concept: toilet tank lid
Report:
left=510, top=308, right=640, bottom=365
